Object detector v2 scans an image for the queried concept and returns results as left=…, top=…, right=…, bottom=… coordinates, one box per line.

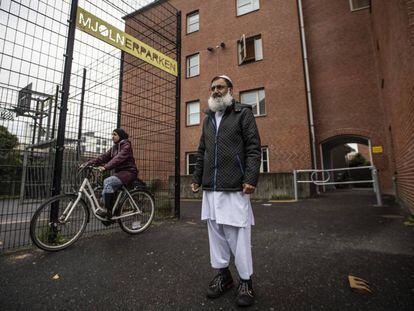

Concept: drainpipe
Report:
left=297, top=0, right=318, bottom=172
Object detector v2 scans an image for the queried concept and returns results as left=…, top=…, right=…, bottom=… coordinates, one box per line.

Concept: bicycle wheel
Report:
left=30, top=194, right=89, bottom=251
left=117, top=189, right=155, bottom=234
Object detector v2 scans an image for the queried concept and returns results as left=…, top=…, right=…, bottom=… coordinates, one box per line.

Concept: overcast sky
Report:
left=0, top=0, right=156, bottom=144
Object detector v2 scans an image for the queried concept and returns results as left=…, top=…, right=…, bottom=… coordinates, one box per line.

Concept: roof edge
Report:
left=123, top=0, right=170, bottom=20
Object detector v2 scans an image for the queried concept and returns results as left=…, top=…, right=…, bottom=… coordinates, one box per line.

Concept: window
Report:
left=96, top=138, right=101, bottom=145
left=186, top=100, right=200, bottom=126
left=186, top=53, right=199, bottom=78
left=238, top=34, right=263, bottom=64
left=187, top=11, right=199, bottom=34
left=96, top=147, right=100, bottom=153
left=187, top=153, right=198, bottom=175
left=237, top=0, right=260, bottom=16
left=102, top=140, right=107, bottom=146
left=260, top=147, right=269, bottom=173
left=240, top=88, right=265, bottom=116
left=349, top=0, right=370, bottom=12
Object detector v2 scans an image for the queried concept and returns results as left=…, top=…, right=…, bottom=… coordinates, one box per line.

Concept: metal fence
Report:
left=293, top=166, right=383, bottom=206
left=0, top=0, right=180, bottom=252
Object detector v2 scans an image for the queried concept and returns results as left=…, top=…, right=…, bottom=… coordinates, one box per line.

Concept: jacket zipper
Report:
left=211, top=115, right=218, bottom=191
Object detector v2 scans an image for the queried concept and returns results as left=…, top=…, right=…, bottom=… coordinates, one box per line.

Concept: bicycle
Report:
left=30, top=165, right=155, bottom=251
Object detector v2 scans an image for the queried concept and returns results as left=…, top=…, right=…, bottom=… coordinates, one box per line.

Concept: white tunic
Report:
left=201, top=110, right=255, bottom=227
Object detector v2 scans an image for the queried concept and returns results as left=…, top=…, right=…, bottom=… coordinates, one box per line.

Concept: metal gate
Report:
left=0, top=0, right=180, bottom=252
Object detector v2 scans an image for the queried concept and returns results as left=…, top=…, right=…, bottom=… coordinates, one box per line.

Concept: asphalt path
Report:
left=0, top=190, right=413, bottom=310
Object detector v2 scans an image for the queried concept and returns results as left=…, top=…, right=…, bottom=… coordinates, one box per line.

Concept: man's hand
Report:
left=97, top=166, right=106, bottom=172
left=191, top=183, right=200, bottom=193
left=242, top=183, right=255, bottom=194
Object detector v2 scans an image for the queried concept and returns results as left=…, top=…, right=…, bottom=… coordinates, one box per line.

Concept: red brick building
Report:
left=125, top=0, right=414, bottom=212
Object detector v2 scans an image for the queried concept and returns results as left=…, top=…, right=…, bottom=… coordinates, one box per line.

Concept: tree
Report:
left=348, top=152, right=370, bottom=167
left=0, top=126, right=22, bottom=196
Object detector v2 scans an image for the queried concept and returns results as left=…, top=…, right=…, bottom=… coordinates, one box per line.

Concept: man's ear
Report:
left=229, top=87, right=233, bottom=95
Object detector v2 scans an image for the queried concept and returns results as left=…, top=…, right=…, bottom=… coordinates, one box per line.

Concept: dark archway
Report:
left=320, top=135, right=371, bottom=190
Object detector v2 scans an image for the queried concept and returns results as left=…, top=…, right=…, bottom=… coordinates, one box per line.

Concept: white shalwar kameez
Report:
left=201, top=110, right=255, bottom=280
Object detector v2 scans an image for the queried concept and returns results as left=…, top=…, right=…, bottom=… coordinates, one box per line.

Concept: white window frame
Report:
left=186, top=53, right=199, bottom=78
left=240, top=88, right=266, bottom=116
left=186, top=100, right=200, bottom=126
left=237, top=0, right=260, bottom=16
left=186, top=11, right=199, bottom=34
left=260, top=147, right=269, bottom=173
left=238, top=34, right=263, bottom=64
left=349, top=0, right=370, bottom=12
left=186, top=152, right=198, bottom=175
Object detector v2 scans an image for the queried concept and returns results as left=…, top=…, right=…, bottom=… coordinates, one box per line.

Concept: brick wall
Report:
left=302, top=0, right=394, bottom=193
left=169, top=0, right=312, bottom=175
left=370, top=0, right=414, bottom=212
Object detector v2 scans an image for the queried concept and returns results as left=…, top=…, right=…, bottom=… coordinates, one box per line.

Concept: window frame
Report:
left=236, top=0, right=260, bottom=17
left=349, top=0, right=371, bottom=12
left=186, top=53, right=200, bottom=78
left=186, top=152, right=198, bottom=175
left=238, top=34, right=263, bottom=65
left=186, top=100, right=201, bottom=126
left=239, top=88, right=266, bottom=117
left=260, top=146, right=269, bottom=173
left=186, top=10, right=199, bottom=34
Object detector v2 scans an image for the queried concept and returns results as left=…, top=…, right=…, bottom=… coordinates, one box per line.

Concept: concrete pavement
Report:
left=0, top=189, right=413, bottom=310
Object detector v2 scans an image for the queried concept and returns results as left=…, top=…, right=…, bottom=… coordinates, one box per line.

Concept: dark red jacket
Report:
left=87, top=139, right=138, bottom=185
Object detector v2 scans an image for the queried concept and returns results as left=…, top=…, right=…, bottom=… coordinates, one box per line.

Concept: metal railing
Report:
left=293, top=166, right=383, bottom=206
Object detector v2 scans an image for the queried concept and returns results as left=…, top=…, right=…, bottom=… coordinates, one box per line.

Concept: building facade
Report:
left=125, top=0, right=414, bottom=212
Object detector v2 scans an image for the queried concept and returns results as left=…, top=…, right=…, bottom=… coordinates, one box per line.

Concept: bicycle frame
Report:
left=60, top=176, right=143, bottom=222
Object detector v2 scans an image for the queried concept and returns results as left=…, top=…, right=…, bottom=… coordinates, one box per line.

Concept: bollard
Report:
left=371, top=167, right=383, bottom=206
left=293, top=170, right=298, bottom=201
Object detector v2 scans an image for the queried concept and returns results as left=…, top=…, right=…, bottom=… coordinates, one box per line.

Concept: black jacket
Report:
left=192, top=101, right=261, bottom=191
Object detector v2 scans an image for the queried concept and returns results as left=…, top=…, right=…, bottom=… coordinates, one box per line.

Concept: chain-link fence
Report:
left=0, top=0, right=180, bottom=252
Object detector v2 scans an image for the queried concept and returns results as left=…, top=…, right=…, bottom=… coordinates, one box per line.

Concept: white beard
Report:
left=208, top=93, right=234, bottom=112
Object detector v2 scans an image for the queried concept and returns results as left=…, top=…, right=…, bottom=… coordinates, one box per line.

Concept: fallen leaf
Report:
left=348, top=275, right=373, bottom=295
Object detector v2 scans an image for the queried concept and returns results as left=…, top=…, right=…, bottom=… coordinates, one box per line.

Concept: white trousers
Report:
left=207, top=219, right=253, bottom=280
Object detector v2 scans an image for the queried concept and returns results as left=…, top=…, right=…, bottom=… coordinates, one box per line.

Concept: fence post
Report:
left=174, top=11, right=182, bottom=219
left=50, top=0, right=78, bottom=224
left=293, top=170, right=298, bottom=201
left=19, top=149, right=29, bottom=203
left=117, top=51, right=124, bottom=128
left=371, top=167, right=383, bottom=206
left=76, top=68, right=87, bottom=161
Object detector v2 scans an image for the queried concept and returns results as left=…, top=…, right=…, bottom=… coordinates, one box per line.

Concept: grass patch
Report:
left=39, top=229, right=67, bottom=245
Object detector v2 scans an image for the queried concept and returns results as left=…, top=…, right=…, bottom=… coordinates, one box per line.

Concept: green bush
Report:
left=349, top=153, right=370, bottom=167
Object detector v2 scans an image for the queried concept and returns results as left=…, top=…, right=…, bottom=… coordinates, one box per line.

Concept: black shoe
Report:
left=235, top=279, right=255, bottom=307
left=96, top=208, right=110, bottom=218
left=97, top=193, right=115, bottom=218
left=206, top=268, right=234, bottom=298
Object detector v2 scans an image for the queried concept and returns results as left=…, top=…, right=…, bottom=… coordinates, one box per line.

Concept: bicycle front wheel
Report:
left=118, top=189, right=155, bottom=234
left=30, top=194, right=89, bottom=251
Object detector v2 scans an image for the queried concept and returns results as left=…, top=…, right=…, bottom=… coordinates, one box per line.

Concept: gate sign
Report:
left=76, top=7, right=178, bottom=76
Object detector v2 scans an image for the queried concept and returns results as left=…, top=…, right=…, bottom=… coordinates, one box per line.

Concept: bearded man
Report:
left=191, top=75, right=261, bottom=307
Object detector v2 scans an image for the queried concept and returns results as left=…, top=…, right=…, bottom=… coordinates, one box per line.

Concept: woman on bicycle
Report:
left=84, top=128, right=138, bottom=218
